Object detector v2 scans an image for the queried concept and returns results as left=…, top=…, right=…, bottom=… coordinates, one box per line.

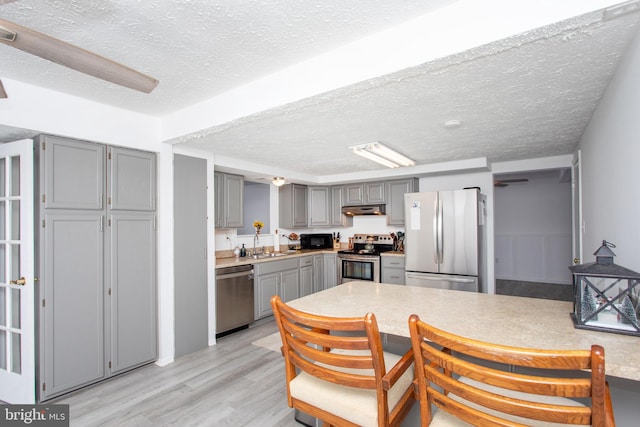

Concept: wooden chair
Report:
left=271, top=295, right=416, bottom=427
left=408, top=314, right=615, bottom=427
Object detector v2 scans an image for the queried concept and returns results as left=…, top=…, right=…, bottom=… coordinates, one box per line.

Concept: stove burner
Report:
left=339, top=234, right=395, bottom=256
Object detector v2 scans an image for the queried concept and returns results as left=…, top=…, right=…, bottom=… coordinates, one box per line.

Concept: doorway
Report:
left=493, top=169, right=573, bottom=301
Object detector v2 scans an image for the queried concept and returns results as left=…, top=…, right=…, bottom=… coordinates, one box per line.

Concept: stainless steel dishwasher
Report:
left=216, top=264, right=254, bottom=336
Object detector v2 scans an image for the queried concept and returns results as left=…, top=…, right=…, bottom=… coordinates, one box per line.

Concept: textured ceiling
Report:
left=0, top=0, right=453, bottom=114
left=1, top=1, right=639, bottom=182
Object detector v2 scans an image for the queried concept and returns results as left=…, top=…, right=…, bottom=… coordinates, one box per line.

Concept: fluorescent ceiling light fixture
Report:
left=272, top=177, right=286, bottom=187
left=350, top=142, right=415, bottom=168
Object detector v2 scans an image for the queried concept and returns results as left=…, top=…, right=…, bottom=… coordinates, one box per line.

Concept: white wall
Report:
left=578, top=27, right=640, bottom=273
left=494, top=171, right=573, bottom=284
left=575, top=27, right=640, bottom=427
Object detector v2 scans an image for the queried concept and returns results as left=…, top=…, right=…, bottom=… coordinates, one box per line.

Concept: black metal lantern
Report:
left=570, top=240, right=640, bottom=336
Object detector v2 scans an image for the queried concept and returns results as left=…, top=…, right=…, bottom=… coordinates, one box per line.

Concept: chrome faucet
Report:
left=253, top=233, right=260, bottom=258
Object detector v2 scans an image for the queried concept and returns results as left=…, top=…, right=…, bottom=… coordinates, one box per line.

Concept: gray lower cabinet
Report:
left=299, top=256, right=314, bottom=297
left=381, top=255, right=406, bottom=285
left=313, top=255, right=324, bottom=292
left=37, top=135, right=157, bottom=400
left=323, top=253, right=338, bottom=289
left=254, top=258, right=300, bottom=319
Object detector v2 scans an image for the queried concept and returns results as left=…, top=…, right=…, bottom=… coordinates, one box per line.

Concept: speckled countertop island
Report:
left=288, top=281, right=640, bottom=382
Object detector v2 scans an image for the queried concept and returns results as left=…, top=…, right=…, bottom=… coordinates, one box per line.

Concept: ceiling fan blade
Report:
left=0, top=18, right=159, bottom=93
left=0, top=79, right=7, bottom=98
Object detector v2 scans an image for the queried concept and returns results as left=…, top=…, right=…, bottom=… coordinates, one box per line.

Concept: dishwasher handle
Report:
left=216, top=270, right=254, bottom=280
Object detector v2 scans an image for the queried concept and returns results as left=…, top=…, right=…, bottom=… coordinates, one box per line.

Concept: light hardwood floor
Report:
left=51, top=320, right=300, bottom=427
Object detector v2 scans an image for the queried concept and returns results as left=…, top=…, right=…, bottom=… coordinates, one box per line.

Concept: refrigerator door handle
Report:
left=406, top=273, right=476, bottom=284
left=432, top=197, right=439, bottom=265
left=437, top=197, right=444, bottom=264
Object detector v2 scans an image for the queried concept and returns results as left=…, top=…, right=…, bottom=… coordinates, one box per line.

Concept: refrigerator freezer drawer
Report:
left=405, top=272, right=478, bottom=292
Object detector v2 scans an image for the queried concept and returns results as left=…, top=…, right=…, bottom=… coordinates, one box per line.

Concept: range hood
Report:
left=342, top=204, right=386, bottom=216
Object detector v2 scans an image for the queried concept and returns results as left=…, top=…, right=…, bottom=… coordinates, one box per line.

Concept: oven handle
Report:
left=337, top=255, right=380, bottom=262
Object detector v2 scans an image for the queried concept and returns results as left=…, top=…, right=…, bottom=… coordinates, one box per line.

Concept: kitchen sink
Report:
left=252, top=253, right=289, bottom=259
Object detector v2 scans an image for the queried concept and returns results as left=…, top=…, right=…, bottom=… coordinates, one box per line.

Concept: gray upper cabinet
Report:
left=109, top=147, right=156, bottom=211
left=345, top=183, right=364, bottom=205
left=214, top=172, right=244, bottom=228
left=365, top=181, right=386, bottom=204
left=330, top=185, right=352, bottom=227
left=308, top=186, right=330, bottom=227
left=40, top=135, right=105, bottom=210
left=345, top=181, right=385, bottom=205
left=386, top=178, right=418, bottom=226
left=308, top=185, right=352, bottom=227
left=279, top=183, right=308, bottom=228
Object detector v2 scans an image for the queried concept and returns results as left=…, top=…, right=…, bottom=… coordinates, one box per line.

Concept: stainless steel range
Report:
left=337, top=234, right=394, bottom=284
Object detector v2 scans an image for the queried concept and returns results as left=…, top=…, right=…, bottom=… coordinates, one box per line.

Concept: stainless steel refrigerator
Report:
left=404, top=189, right=486, bottom=292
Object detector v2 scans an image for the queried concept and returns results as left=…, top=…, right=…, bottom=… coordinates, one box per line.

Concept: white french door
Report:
left=0, top=139, right=35, bottom=403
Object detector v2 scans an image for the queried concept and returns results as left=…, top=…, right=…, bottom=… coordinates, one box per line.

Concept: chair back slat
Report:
left=420, top=343, right=593, bottom=398
left=409, top=314, right=616, bottom=427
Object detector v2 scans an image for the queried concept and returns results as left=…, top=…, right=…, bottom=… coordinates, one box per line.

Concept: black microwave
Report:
left=300, top=233, right=334, bottom=250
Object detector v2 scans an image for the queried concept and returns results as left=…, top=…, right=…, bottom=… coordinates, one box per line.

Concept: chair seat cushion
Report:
left=289, top=349, right=414, bottom=427
left=427, top=377, right=588, bottom=427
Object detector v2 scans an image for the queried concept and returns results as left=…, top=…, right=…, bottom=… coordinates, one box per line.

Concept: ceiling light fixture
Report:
left=272, top=177, right=286, bottom=187
left=350, top=142, right=415, bottom=168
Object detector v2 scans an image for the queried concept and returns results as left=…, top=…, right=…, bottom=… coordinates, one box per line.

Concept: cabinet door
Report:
left=364, top=181, right=385, bottom=203
left=323, top=254, right=337, bottom=289
left=386, top=179, right=417, bottom=226
left=255, top=273, right=278, bottom=319
left=41, top=135, right=105, bottom=210
left=42, top=213, right=105, bottom=399
left=223, top=173, right=244, bottom=228
left=330, top=186, right=351, bottom=226
left=313, top=255, right=324, bottom=293
left=109, top=147, right=156, bottom=211
left=292, top=184, right=308, bottom=227
left=214, top=172, right=224, bottom=228
left=345, top=184, right=364, bottom=205
left=299, top=266, right=313, bottom=297
left=280, top=269, right=300, bottom=302
left=109, top=213, right=157, bottom=374
left=382, top=268, right=405, bottom=285
left=308, top=186, right=330, bottom=226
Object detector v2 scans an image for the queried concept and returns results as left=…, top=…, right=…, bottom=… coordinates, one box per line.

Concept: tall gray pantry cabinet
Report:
left=35, top=135, right=158, bottom=401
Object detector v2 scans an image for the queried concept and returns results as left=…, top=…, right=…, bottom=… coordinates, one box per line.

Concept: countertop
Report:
left=215, top=249, right=340, bottom=268
left=216, top=249, right=406, bottom=268
left=288, top=281, right=640, bottom=382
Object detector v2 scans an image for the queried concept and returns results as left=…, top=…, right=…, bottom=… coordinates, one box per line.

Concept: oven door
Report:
left=338, top=255, right=380, bottom=284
